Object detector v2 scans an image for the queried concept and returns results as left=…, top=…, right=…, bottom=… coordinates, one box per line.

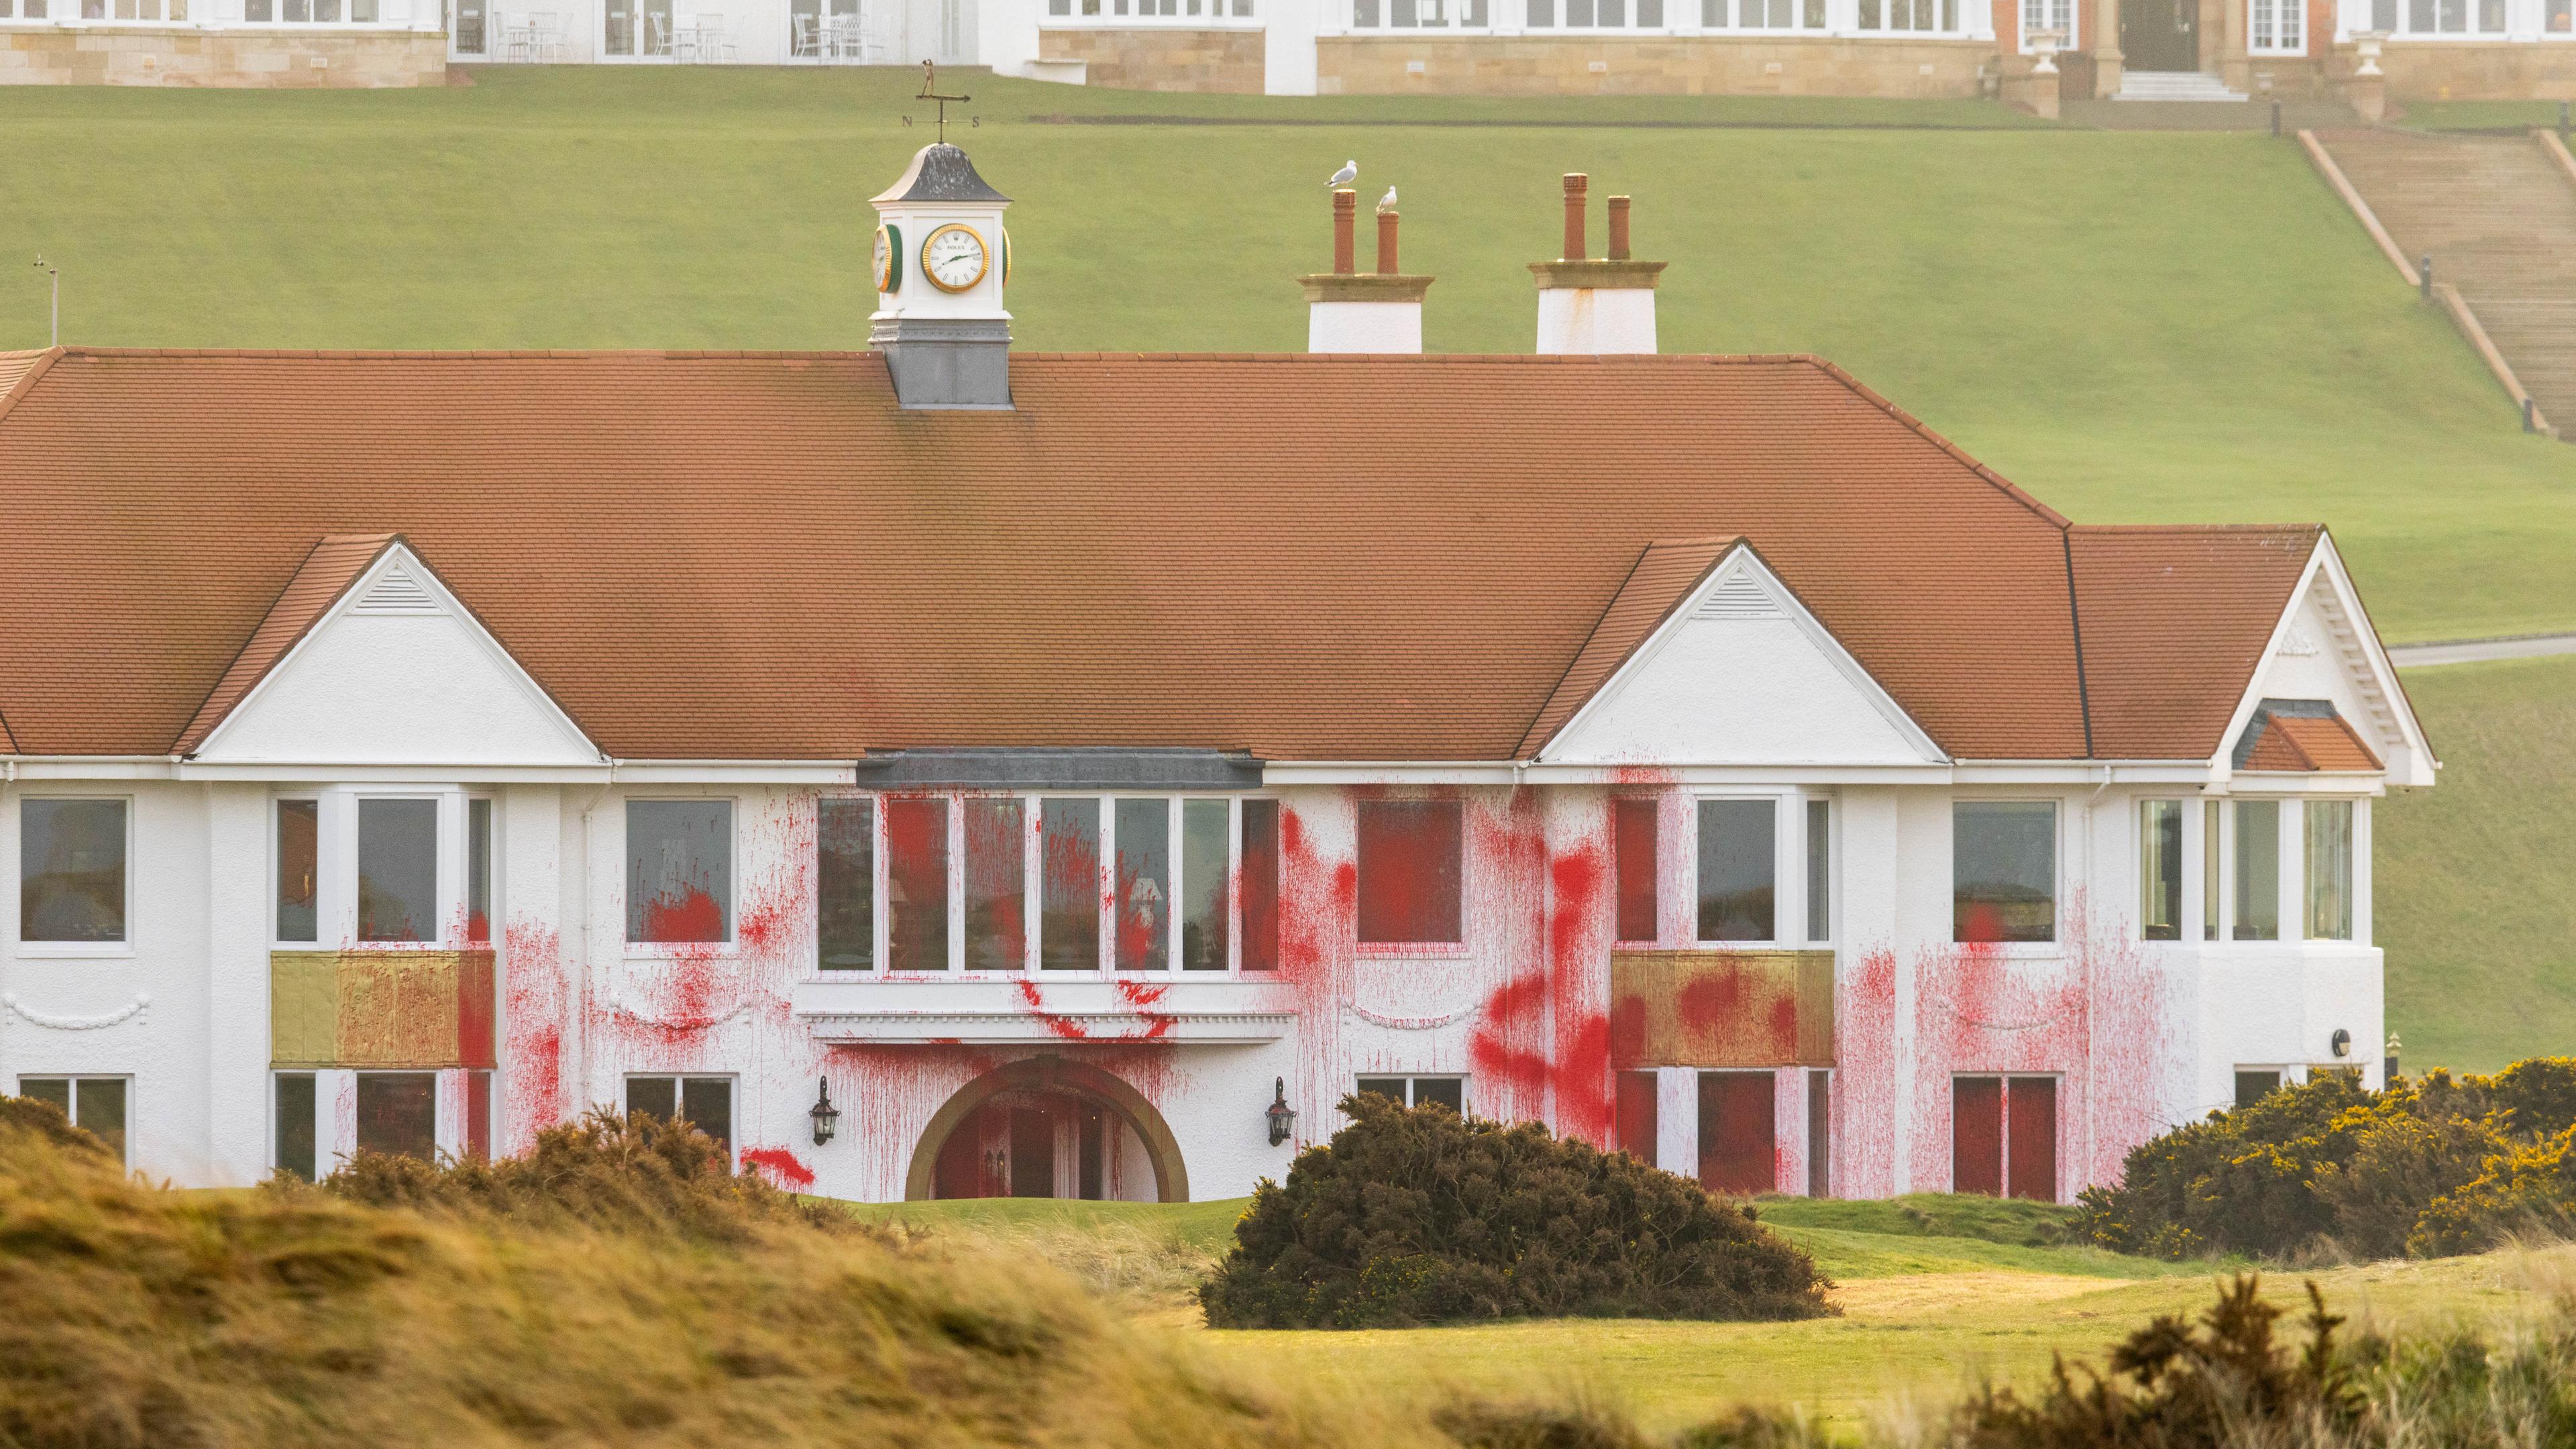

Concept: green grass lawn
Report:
left=2377, top=653, right=2576, bottom=1075
left=2, top=66, right=2571, bottom=641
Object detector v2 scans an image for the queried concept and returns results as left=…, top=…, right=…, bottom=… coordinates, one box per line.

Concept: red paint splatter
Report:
left=639, top=885, right=725, bottom=945
left=501, top=918, right=566, bottom=1152
left=741, top=1146, right=817, bottom=1190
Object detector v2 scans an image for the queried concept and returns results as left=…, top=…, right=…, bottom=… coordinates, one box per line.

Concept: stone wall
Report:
left=1316, top=33, right=1998, bottom=95
left=0, top=25, right=449, bottom=86
left=2367, top=40, right=2576, bottom=101
left=1037, top=25, right=1265, bottom=91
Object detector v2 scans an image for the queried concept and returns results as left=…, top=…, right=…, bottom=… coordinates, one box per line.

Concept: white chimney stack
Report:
left=1532, top=174, right=1665, bottom=355
left=1302, top=189, right=1432, bottom=354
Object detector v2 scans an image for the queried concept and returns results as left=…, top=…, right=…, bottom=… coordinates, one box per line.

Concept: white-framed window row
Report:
left=0, top=0, right=188, bottom=21
left=2249, top=0, right=2303, bottom=50
left=2139, top=794, right=2365, bottom=948
left=272, top=787, right=494, bottom=951
left=1046, top=0, right=1257, bottom=22
left=1336, top=0, right=1964, bottom=34
left=1678, top=789, right=1834, bottom=951
left=812, top=792, right=1285, bottom=977
left=2351, top=0, right=2514, bottom=37
left=15, top=792, right=135, bottom=958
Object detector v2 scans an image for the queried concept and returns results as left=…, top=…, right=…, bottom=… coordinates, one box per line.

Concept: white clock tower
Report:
left=869, top=142, right=1013, bottom=410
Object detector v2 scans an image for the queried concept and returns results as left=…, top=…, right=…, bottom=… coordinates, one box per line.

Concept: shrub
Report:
left=1198, top=1093, right=1831, bottom=1329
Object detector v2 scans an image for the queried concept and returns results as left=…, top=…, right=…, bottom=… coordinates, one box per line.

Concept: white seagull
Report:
left=1326, top=158, right=1357, bottom=188
left=1376, top=184, right=1399, bottom=215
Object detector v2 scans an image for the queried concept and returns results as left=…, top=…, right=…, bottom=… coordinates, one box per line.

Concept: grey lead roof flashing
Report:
left=849, top=748, right=1263, bottom=791
left=869, top=144, right=1012, bottom=205
left=2231, top=697, right=2339, bottom=769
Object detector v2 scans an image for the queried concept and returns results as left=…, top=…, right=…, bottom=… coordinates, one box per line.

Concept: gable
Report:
left=191, top=544, right=600, bottom=768
left=1539, top=545, right=1944, bottom=767
left=2224, top=539, right=2434, bottom=786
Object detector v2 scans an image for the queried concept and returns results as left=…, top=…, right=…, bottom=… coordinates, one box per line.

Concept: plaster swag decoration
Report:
left=2, top=991, right=153, bottom=1031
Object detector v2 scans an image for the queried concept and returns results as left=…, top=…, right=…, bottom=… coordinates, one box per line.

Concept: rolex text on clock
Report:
left=920, top=223, right=990, bottom=294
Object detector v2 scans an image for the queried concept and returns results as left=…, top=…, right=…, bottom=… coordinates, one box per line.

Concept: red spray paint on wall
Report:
left=741, top=1146, right=817, bottom=1189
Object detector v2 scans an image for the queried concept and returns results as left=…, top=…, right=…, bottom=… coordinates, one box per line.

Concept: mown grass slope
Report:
left=1, top=67, right=2569, bottom=640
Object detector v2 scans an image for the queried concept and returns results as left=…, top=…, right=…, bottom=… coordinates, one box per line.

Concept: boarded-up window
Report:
left=1181, top=800, right=1229, bottom=970
left=1613, top=799, right=1658, bottom=944
left=1041, top=798, right=1102, bottom=971
left=1240, top=800, right=1280, bottom=971
left=277, top=799, right=319, bottom=943
left=963, top=798, right=1027, bottom=972
left=20, top=1075, right=127, bottom=1164
left=356, top=1073, right=436, bottom=1161
left=1357, top=800, right=1464, bottom=945
left=1697, top=1071, right=1774, bottom=1195
left=885, top=798, right=949, bottom=971
left=1953, top=802, right=2055, bottom=943
left=359, top=798, right=440, bottom=944
left=274, top=1072, right=316, bottom=1181
left=1696, top=800, right=1776, bottom=942
left=817, top=798, right=875, bottom=971
left=2140, top=800, right=2183, bottom=941
left=1616, top=1070, right=1659, bottom=1160
left=2234, top=800, right=2280, bottom=941
left=1952, top=1076, right=2004, bottom=1195
left=19, top=798, right=127, bottom=943
left=625, top=800, right=730, bottom=945
left=1114, top=799, right=1170, bottom=972
left=1953, top=1075, right=2057, bottom=1201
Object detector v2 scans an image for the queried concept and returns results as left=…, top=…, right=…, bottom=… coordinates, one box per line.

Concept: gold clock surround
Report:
left=920, top=222, right=991, bottom=294
left=873, top=224, right=901, bottom=293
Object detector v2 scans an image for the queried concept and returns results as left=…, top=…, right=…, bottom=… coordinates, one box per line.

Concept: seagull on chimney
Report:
left=1376, top=185, right=1398, bottom=215
left=1327, top=158, right=1357, bottom=187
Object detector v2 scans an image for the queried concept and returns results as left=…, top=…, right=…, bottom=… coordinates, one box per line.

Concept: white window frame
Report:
left=1054, top=0, right=1261, bottom=22
left=1801, top=792, right=1836, bottom=947
left=2249, top=0, right=2303, bottom=52
left=623, top=794, right=739, bottom=955
left=830, top=792, right=1277, bottom=978
left=2017, top=0, right=2073, bottom=48
left=621, top=1072, right=739, bottom=1168
left=13, top=792, right=136, bottom=958
left=17, top=1073, right=133, bottom=1165
left=1949, top=796, right=2063, bottom=952
left=1688, top=790, right=1795, bottom=949
left=1350, top=1074, right=1468, bottom=1110
left=2137, top=797, right=2188, bottom=944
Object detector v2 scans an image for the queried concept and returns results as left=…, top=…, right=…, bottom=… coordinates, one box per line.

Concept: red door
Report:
left=1953, top=1077, right=2004, bottom=1195
left=2007, top=1077, right=2058, bottom=1203
left=1698, top=1071, right=1775, bottom=1195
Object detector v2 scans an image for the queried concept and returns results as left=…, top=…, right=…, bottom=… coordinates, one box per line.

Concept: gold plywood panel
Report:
left=1609, top=949, right=1833, bottom=1069
left=270, top=949, right=496, bottom=1069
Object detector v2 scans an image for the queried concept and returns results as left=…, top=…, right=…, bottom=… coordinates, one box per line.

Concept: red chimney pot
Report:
left=1376, top=210, right=1399, bottom=275
left=1561, top=173, right=1588, bottom=261
left=1607, top=195, right=1631, bottom=261
left=1332, top=190, right=1357, bottom=276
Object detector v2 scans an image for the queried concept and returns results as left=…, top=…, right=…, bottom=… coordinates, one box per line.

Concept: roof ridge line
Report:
left=1515, top=541, right=1668, bottom=760
left=1801, top=358, right=2075, bottom=531
left=170, top=533, right=402, bottom=757
left=0, top=345, right=64, bottom=427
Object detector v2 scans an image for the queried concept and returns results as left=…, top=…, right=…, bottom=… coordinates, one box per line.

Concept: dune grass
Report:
left=1, top=67, right=2571, bottom=641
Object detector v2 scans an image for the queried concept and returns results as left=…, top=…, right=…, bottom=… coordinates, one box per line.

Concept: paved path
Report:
left=2389, top=633, right=2576, bottom=667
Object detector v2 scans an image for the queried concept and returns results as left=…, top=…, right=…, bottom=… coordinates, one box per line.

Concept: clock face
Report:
left=921, top=223, right=989, bottom=294
left=872, top=225, right=898, bottom=293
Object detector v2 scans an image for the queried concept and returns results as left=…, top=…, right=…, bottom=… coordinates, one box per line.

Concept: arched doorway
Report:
left=903, top=1056, right=1190, bottom=1203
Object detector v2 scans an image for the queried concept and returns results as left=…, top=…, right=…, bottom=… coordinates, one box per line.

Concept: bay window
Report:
left=1697, top=799, right=1776, bottom=943
left=18, top=798, right=127, bottom=945
left=964, top=798, right=1027, bottom=973
left=885, top=798, right=949, bottom=972
left=358, top=798, right=437, bottom=943
left=2233, top=800, right=2280, bottom=941
left=1953, top=802, right=2055, bottom=944
left=2140, top=800, right=2183, bottom=941
left=818, top=798, right=875, bottom=971
left=2305, top=800, right=2355, bottom=941
left=274, top=791, right=484, bottom=950
left=1041, top=798, right=1103, bottom=971
left=1179, top=800, right=1230, bottom=970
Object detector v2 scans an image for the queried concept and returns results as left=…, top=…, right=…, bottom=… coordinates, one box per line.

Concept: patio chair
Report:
left=645, top=10, right=673, bottom=54
left=790, top=13, right=818, bottom=56
left=694, top=16, right=735, bottom=60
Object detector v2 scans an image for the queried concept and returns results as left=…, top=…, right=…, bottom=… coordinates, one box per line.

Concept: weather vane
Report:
left=917, top=60, right=969, bottom=144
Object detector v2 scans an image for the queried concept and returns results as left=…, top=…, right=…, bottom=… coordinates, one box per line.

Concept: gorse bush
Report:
left=2071, top=1057, right=2576, bottom=1260
left=1199, top=1093, right=1831, bottom=1329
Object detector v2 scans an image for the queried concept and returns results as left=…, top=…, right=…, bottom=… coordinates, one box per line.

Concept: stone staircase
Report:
left=2317, top=127, right=2576, bottom=432
left=2114, top=70, right=2249, bottom=101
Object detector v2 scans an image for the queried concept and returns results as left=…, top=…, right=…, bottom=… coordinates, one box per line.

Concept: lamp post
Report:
left=809, top=1076, right=841, bottom=1146
left=30, top=256, right=56, bottom=347
left=1265, top=1077, right=1297, bottom=1146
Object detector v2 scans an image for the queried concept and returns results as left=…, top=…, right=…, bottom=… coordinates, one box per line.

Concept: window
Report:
left=2402, top=0, right=2503, bottom=34
left=626, top=1075, right=734, bottom=1158
left=455, top=0, right=486, bottom=48
left=1616, top=1070, right=1658, bottom=1159
left=1698, top=1071, right=1773, bottom=1195
left=2305, top=800, right=2354, bottom=941
left=466, top=798, right=492, bottom=945
left=626, top=800, right=731, bottom=945
left=1240, top=799, right=1280, bottom=971
left=886, top=798, right=949, bottom=972
left=1953, top=1075, right=2056, bottom=1201
left=2233, top=800, right=2279, bottom=941
left=1695, top=799, right=1775, bottom=942
left=2140, top=800, right=2183, bottom=941
left=2554, top=0, right=2572, bottom=32
left=1807, top=1069, right=1831, bottom=1198
left=2249, top=0, right=2300, bottom=50
left=1114, top=798, right=1169, bottom=972
left=2019, top=0, right=2070, bottom=42
left=1953, top=802, right=2055, bottom=943
left=963, top=798, right=1026, bottom=972
left=1040, top=798, right=1102, bottom=971
left=19, top=1076, right=127, bottom=1163
left=275, top=799, right=319, bottom=943
left=358, top=798, right=437, bottom=943
left=19, top=798, right=126, bottom=944
left=1858, top=0, right=1953, bottom=27
left=1353, top=1075, right=1464, bottom=1113
left=1613, top=798, right=1658, bottom=944
left=1526, top=0, right=1550, bottom=19
left=818, top=798, right=875, bottom=971
left=1706, top=0, right=1821, bottom=23
left=2234, top=1069, right=2283, bottom=1109
left=1356, top=800, right=1463, bottom=946
left=1180, top=800, right=1228, bottom=971
left=1805, top=799, right=1831, bottom=943
left=355, top=1072, right=435, bottom=1161
left=2202, top=800, right=2222, bottom=942
left=274, top=1072, right=316, bottom=1181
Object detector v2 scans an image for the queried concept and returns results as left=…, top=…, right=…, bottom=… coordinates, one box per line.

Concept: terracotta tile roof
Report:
left=2236, top=704, right=2382, bottom=772
left=1517, top=537, right=1735, bottom=758
left=0, top=347, right=2329, bottom=765
left=2068, top=525, right=2324, bottom=761
left=172, top=533, right=400, bottom=756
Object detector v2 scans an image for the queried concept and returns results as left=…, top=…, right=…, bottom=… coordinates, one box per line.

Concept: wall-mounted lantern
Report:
left=1265, top=1076, right=1297, bottom=1146
left=810, top=1076, right=841, bottom=1146
left=2330, top=1028, right=2352, bottom=1060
